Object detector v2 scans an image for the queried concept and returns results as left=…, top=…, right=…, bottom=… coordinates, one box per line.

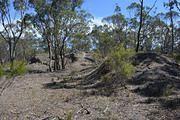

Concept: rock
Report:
left=29, top=57, right=41, bottom=64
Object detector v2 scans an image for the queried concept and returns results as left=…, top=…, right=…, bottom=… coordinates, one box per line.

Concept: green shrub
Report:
left=0, top=65, right=4, bottom=77
left=9, top=61, right=27, bottom=77
left=173, top=53, right=180, bottom=63
left=109, top=44, right=135, bottom=78
left=121, top=62, right=135, bottom=78
left=92, top=50, right=104, bottom=63
left=168, top=53, right=180, bottom=64
left=66, top=111, right=73, bottom=120
left=163, top=85, right=174, bottom=97
left=101, top=74, right=112, bottom=83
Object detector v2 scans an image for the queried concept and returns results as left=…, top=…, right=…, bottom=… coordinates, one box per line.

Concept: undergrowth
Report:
left=0, top=65, right=4, bottom=77
left=109, top=44, right=135, bottom=78
left=8, top=60, right=27, bottom=77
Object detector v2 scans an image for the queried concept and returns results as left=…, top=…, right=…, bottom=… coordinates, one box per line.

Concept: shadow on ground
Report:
left=43, top=53, right=180, bottom=109
left=128, top=53, right=180, bottom=114
left=159, top=97, right=180, bottom=110
left=43, top=72, right=124, bottom=97
left=129, top=53, right=180, bottom=97
left=28, top=70, right=48, bottom=74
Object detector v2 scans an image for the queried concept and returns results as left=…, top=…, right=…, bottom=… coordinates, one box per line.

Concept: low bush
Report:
left=168, top=53, right=180, bottom=64
left=0, top=65, right=4, bottom=77
left=92, top=50, right=104, bottom=63
left=121, top=62, right=135, bottom=78
left=173, top=53, right=180, bottom=63
left=9, top=60, right=27, bottom=77
left=163, top=84, right=174, bottom=97
left=66, top=110, right=73, bottom=120
left=109, top=44, right=135, bottom=78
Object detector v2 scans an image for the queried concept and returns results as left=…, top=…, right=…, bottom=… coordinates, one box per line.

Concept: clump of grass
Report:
left=0, top=65, right=4, bottom=77
left=69, top=70, right=77, bottom=76
left=101, top=74, right=112, bottom=83
left=163, top=84, right=174, bottom=97
left=66, top=110, right=73, bottom=120
left=121, top=62, right=135, bottom=78
left=173, top=53, right=180, bottom=63
left=9, top=60, right=27, bottom=77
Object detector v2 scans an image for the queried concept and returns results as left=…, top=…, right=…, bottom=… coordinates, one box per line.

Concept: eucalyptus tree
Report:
left=30, top=0, right=91, bottom=70
left=0, top=0, right=29, bottom=67
left=127, top=0, right=157, bottom=52
left=91, top=25, right=115, bottom=57
left=29, top=0, right=54, bottom=71
left=16, top=31, right=38, bottom=61
left=0, top=36, right=8, bottom=64
left=102, top=4, right=127, bottom=45
left=126, top=18, right=138, bottom=48
left=164, top=0, right=179, bottom=53
left=150, top=14, right=169, bottom=52
left=71, top=33, right=91, bottom=51
left=173, top=0, right=180, bottom=11
left=56, top=9, right=91, bottom=69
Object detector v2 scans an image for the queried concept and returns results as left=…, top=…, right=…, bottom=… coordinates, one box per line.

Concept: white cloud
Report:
left=0, top=25, right=3, bottom=31
left=88, top=17, right=114, bottom=32
left=91, top=17, right=114, bottom=27
left=89, top=17, right=104, bottom=32
left=92, top=17, right=104, bottom=26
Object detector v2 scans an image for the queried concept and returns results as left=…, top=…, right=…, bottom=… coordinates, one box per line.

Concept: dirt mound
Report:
left=130, top=53, right=180, bottom=97
left=132, top=53, right=176, bottom=65
left=57, top=52, right=180, bottom=98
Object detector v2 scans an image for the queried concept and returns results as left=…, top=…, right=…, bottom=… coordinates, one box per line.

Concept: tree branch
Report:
left=145, top=0, right=157, bottom=18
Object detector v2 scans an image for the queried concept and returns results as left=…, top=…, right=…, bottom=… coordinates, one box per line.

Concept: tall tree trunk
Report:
left=9, top=41, right=12, bottom=62
left=53, top=33, right=61, bottom=71
left=164, top=27, right=170, bottom=53
left=47, top=39, right=53, bottom=72
left=8, top=41, right=14, bottom=69
left=136, top=0, right=144, bottom=52
left=54, top=44, right=60, bottom=71
left=60, top=37, right=66, bottom=69
left=170, top=7, right=174, bottom=53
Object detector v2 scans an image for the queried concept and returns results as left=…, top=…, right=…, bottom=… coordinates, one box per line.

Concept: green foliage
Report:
left=92, top=50, right=104, bottom=63
left=172, top=53, right=180, bottom=63
left=163, top=85, right=174, bottom=97
left=168, top=53, right=180, bottom=64
left=66, top=111, right=73, bottom=120
left=0, top=65, right=4, bottom=77
left=110, top=44, right=135, bottom=78
left=9, top=61, right=27, bottom=77
left=91, top=25, right=115, bottom=57
left=101, top=73, right=112, bottom=83
left=71, top=33, right=91, bottom=51
left=121, top=62, right=135, bottom=78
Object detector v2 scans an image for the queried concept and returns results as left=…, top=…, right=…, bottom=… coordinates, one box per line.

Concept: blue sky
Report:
left=82, top=0, right=168, bottom=23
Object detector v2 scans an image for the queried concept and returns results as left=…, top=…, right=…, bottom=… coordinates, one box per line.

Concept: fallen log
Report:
left=70, top=58, right=111, bottom=84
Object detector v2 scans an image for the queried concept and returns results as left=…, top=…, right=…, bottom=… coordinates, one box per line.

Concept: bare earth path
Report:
left=0, top=73, right=157, bottom=120
left=0, top=53, right=180, bottom=120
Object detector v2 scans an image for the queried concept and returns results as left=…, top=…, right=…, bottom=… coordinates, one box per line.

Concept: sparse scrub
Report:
left=66, top=110, right=73, bottom=120
left=121, top=62, right=135, bottom=78
left=92, top=50, right=104, bottom=63
left=9, top=61, right=27, bottom=77
left=101, top=74, right=112, bottom=83
left=163, top=85, right=174, bottom=97
left=0, top=65, right=4, bottom=77
left=109, top=44, right=135, bottom=78
left=172, top=53, right=180, bottom=63
left=70, top=70, right=77, bottom=76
